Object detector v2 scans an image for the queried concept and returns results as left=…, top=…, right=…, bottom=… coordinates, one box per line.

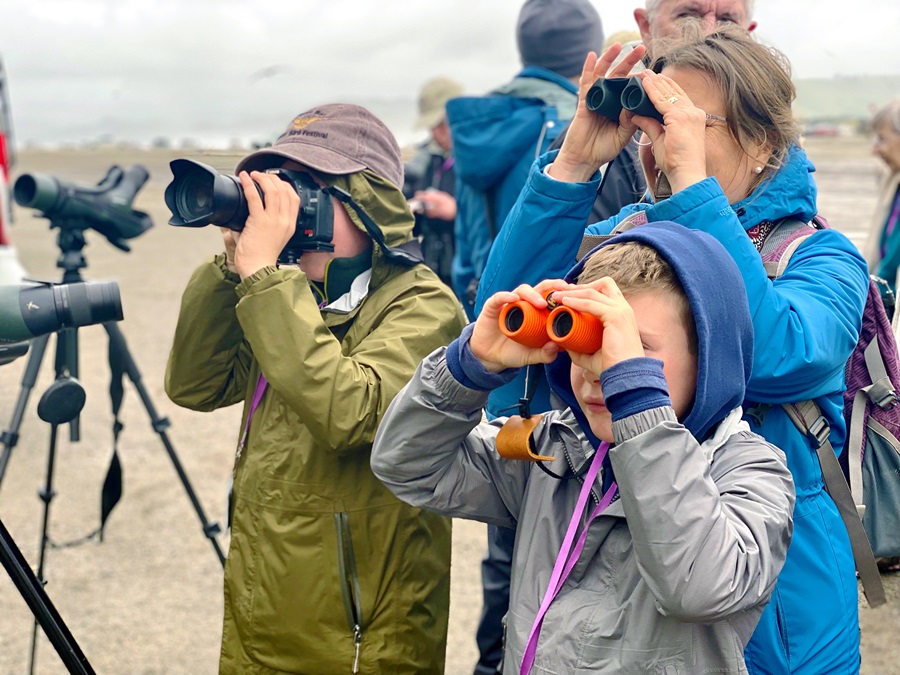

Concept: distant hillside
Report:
left=793, top=75, right=900, bottom=123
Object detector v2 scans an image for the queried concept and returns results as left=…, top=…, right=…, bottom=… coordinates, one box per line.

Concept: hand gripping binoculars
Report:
left=586, top=76, right=663, bottom=124
left=498, top=293, right=603, bottom=355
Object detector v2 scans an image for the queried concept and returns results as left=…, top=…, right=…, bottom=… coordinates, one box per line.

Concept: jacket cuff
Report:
left=532, top=150, right=603, bottom=202
left=611, top=406, right=678, bottom=444
left=600, top=357, right=671, bottom=422
left=235, top=265, right=281, bottom=298
left=446, top=324, right=519, bottom=391
left=214, top=253, right=242, bottom=284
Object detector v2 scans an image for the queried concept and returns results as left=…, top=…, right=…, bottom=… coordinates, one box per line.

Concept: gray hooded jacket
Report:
left=371, top=224, right=795, bottom=674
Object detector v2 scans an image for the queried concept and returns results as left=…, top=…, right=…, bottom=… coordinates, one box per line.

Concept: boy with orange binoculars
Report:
left=371, top=222, right=795, bottom=674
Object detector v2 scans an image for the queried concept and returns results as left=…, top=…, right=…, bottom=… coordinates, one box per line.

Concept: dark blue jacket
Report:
left=446, top=66, right=577, bottom=316
left=478, top=145, right=868, bottom=674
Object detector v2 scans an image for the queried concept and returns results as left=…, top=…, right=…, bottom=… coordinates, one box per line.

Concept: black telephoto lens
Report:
left=165, top=159, right=248, bottom=231
left=176, top=171, right=215, bottom=221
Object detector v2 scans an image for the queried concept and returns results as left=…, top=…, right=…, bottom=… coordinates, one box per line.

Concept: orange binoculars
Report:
left=498, top=295, right=603, bottom=354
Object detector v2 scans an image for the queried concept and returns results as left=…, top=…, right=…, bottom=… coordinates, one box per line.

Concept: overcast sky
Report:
left=1, top=0, right=898, bottom=149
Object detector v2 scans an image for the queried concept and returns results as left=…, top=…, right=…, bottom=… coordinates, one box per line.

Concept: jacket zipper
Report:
left=335, top=512, right=365, bottom=673
left=562, top=439, right=602, bottom=507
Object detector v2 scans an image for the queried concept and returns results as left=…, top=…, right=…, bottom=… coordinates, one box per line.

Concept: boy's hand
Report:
left=469, top=280, right=572, bottom=373
left=233, top=171, right=301, bottom=279
left=554, top=278, right=644, bottom=374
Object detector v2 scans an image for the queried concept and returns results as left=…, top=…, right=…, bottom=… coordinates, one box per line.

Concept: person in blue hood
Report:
left=371, top=222, right=795, bottom=674
left=477, top=24, right=869, bottom=675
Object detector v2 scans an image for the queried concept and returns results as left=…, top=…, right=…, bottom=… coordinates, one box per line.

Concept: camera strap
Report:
left=328, top=187, right=424, bottom=266
left=99, top=331, right=127, bottom=540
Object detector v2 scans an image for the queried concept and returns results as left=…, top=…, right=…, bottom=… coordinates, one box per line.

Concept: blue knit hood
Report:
left=545, top=222, right=754, bottom=442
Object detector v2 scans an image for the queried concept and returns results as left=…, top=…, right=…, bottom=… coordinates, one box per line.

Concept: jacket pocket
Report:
left=227, top=492, right=353, bottom=672
left=773, top=588, right=791, bottom=666
left=335, top=511, right=365, bottom=673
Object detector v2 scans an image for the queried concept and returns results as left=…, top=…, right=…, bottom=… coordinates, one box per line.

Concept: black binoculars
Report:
left=586, top=76, right=663, bottom=124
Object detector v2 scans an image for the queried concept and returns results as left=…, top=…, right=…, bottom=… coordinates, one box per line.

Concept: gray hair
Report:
left=645, top=0, right=756, bottom=22
left=873, top=99, right=900, bottom=134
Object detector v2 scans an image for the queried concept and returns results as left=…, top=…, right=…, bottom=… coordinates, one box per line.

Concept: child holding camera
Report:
left=371, top=222, right=794, bottom=674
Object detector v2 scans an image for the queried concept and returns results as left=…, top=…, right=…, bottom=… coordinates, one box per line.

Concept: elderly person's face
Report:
left=634, top=0, right=756, bottom=55
left=873, top=120, right=900, bottom=173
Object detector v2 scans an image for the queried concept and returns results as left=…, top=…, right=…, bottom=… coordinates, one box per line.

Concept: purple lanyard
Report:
left=237, top=374, right=268, bottom=454
left=520, top=442, right=619, bottom=675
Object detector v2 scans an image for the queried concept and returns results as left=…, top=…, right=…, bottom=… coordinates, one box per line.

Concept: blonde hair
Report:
left=603, top=30, right=641, bottom=50
left=651, top=24, right=799, bottom=172
left=577, top=241, right=697, bottom=353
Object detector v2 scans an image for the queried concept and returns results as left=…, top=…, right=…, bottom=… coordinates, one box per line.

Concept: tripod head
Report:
left=13, top=165, right=153, bottom=261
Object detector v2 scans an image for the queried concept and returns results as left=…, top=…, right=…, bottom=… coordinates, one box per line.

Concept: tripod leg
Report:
left=0, top=518, right=95, bottom=675
left=103, top=321, right=226, bottom=567
left=29, top=422, right=60, bottom=675
left=0, top=333, right=51, bottom=490
left=54, top=327, right=81, bottom=442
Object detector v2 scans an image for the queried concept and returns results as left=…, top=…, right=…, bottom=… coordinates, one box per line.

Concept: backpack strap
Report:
left=576, top=211, right=649, bottom=261
left=762, top=215, right=886, bottom=606
left=782, top=401, right=887, bottom=607
left=848, top=336, right=900, bottom=509
left=762, top=234, right=813, bottom=278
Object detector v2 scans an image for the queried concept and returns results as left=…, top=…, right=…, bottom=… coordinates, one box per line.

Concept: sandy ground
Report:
left=0, top=136, right=897, bottom=674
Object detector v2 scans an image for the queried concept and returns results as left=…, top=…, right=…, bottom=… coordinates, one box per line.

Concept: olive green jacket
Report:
left=165, top=170, right=467, bottom=674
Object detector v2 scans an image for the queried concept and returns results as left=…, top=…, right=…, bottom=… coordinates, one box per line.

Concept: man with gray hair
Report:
left=635, top=0, right=757, bottom=51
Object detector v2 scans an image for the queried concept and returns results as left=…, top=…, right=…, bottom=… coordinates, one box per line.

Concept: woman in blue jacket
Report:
left=478, top=25, right=868, bottom=675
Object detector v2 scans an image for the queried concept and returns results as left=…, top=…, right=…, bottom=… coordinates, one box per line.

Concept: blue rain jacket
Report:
left=478, top=145, right=868, bottom=674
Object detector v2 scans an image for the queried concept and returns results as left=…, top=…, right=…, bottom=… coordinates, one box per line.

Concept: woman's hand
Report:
left=553, top=278, right=644, bottom=375
left=233, top=171, right=301, bottom=280
left=550, top=43, right=647, bottom=184
left=469, top=279, right=573, bottom=373
left=631, top=70, right=709, bottom=194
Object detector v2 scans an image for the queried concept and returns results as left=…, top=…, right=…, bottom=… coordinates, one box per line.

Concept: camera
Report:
left=13, top=165, right=153, bottom=251
left=586, top=76, right=664, bottom=124
left=0, top=280, right=122, bottom=348
left=499, top=294, right=603, bottom=354
left=164, top=159, right=335, bottom=265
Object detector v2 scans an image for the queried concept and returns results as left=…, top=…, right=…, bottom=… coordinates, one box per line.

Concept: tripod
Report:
left=0, top=226, right=226, bottom=567
left=1, top=515, right=95, bottom=674
left=1, top=373, right=96, bottom=674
